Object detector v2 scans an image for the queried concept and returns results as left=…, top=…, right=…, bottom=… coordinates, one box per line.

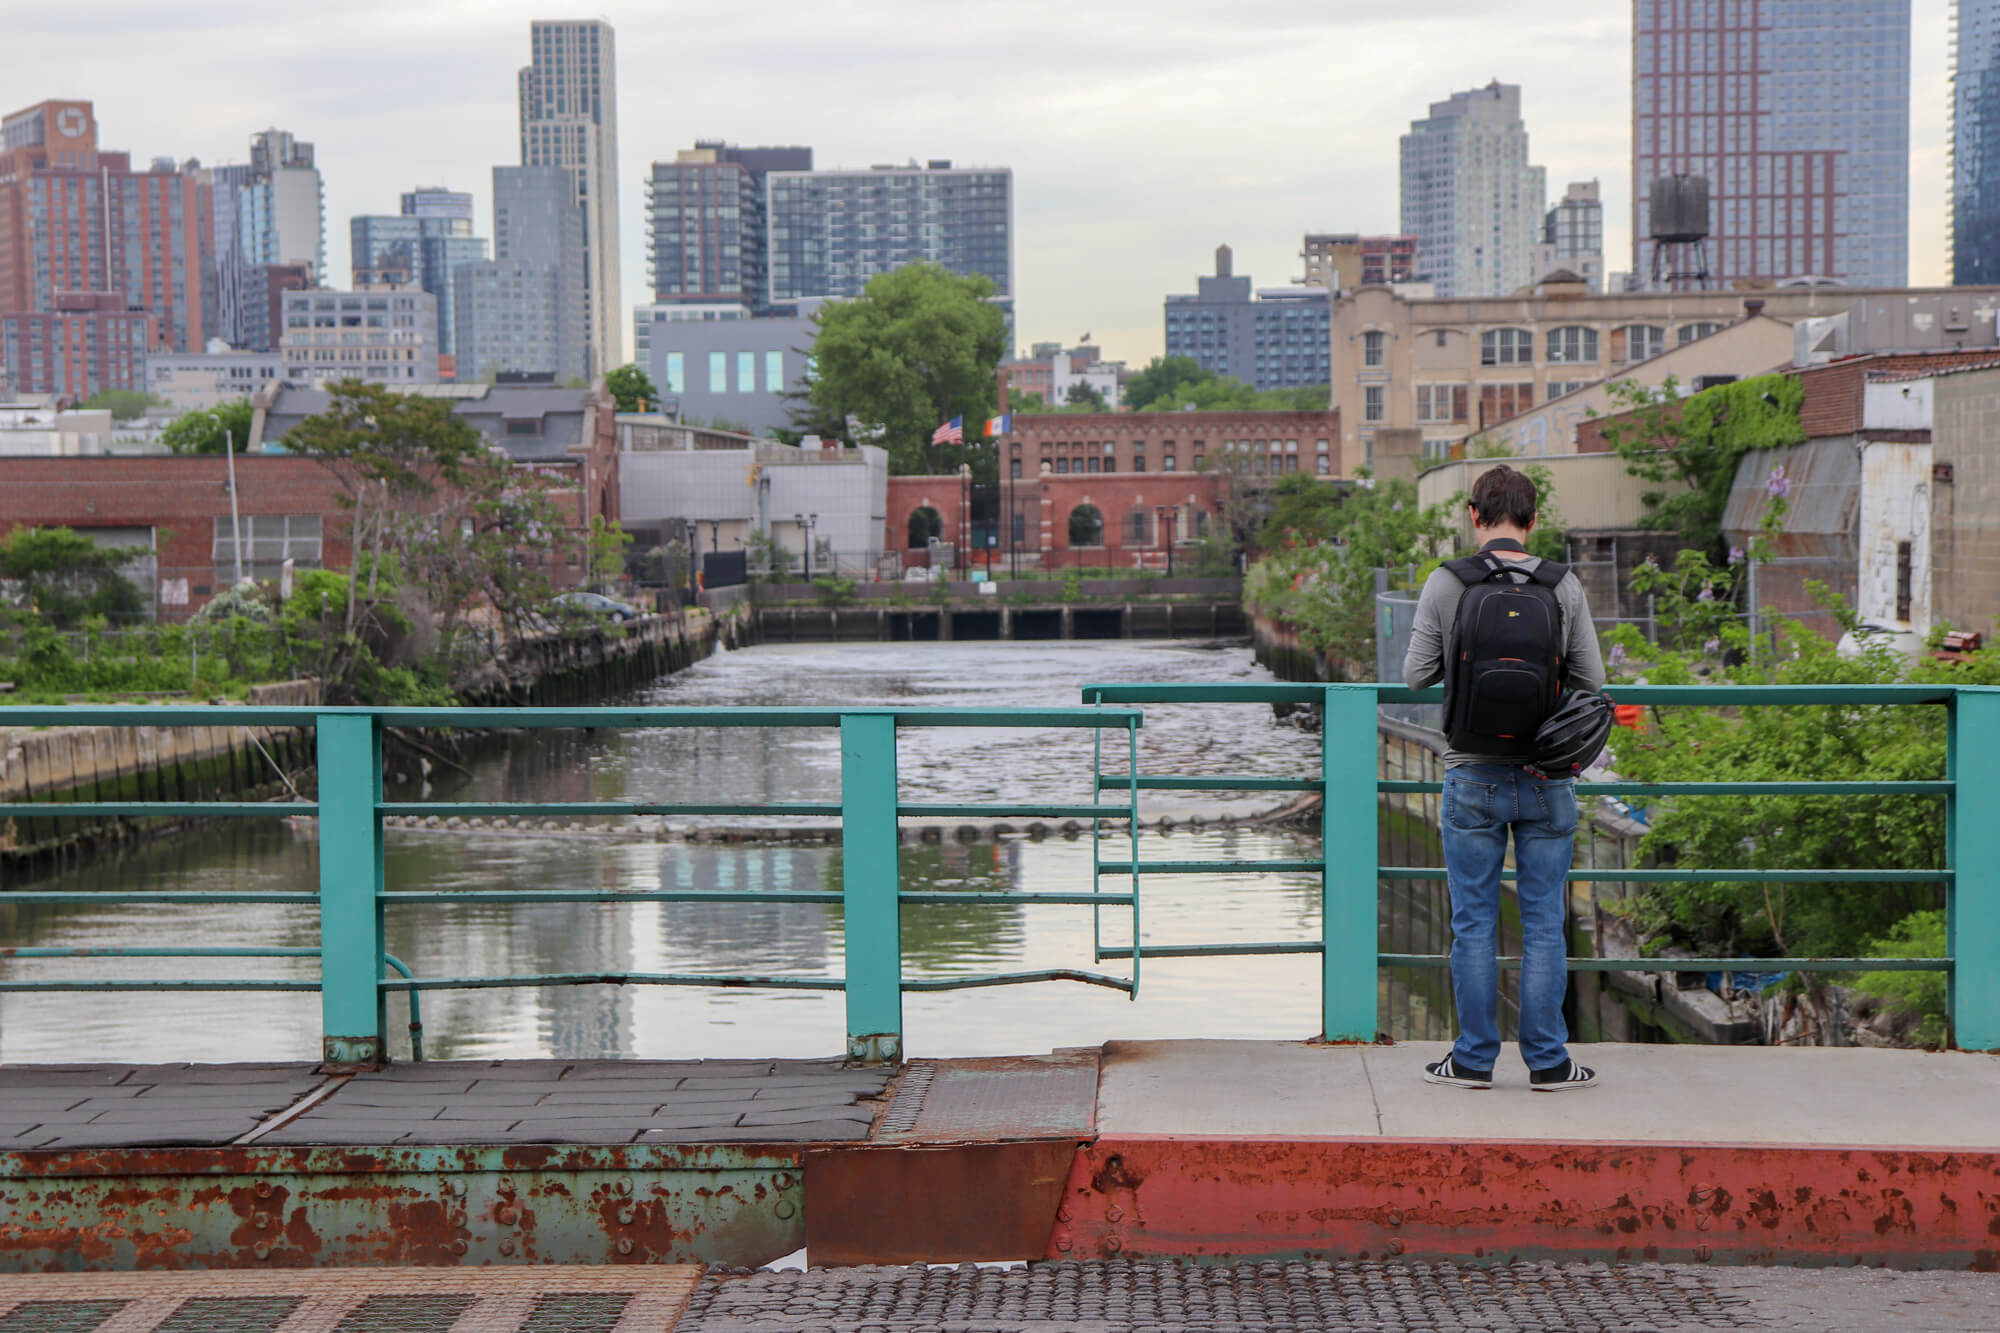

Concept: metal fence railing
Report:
left=2, top=686, right=1993, bottom=1062
left=0, top=704, right=1144, bottom=1067
left=1080, top=682, right=1992, bottom=1051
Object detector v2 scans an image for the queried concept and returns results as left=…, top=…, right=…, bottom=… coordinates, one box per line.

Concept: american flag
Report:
left=931, top=416, right=963, bottom=446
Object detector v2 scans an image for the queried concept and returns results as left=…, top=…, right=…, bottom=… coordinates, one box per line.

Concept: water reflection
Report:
left=0, top=642, right=1450, bottom=1063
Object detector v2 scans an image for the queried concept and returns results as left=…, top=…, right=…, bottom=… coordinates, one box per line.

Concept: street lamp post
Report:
left=209, top=412, right=244, bottom=586
left=1156, top=506, right=1175, bottom=578
left=794, top=511, right=818, bottom=582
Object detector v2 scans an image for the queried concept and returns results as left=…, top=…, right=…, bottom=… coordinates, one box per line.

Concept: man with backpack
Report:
left=1403, top=464, right=1606, bottom=1092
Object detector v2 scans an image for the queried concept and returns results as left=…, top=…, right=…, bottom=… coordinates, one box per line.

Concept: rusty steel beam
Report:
left=804, top=1141, right=1078, bottom=1265
left=1049, top=1137, right=2000, bottom=1270
left=0, top=1143, right=803, bottom=1271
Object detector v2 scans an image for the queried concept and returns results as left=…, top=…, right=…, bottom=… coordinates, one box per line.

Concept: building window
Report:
left=1316, top=451, right=1330, bottom=474
left=1546, top=326, right=1598, bottom=364
left=1416, top=384, right=1468, bottom=424
left=1087, top=456, right=1100, bottom=473
left=1546, top=380, right=1589, bottom=402
left=1480, top=328, right=1533, bottom=366
left=1678, top=322, right=1723, bottom=346
left=1612, top=324, right=1665, bottom=363
left=764, top=350, right=783, bottom=389
left=708, top=351, right=726, bottom=392
left=1069, top=504, right=1104, bottom=546
left=665, top=351, right=685, bottom=394
left=1364, top=385, right=1384, bottom=422
left=213, top=515, right=321, bottom=584
left=1478, top=382, right=1535, bottom=425
left=1010, top=459, right=1022, bottom=479
left=1056, top=458, right=1069, bottom=474
left=1897, top=541, right=1913, bottom=621
left=1163, top=454, right=1176, bottom=472
left=1363, top=330, right=1385, bottom=367
left=1127, top=509, right=1150, bottom=544
left=736, top=351, right=754, bottom=391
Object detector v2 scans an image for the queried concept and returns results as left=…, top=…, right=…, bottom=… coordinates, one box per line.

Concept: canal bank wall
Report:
left=0, top=679, right=321, bottom=868
left=751, top=600, right=1245, bottom=644
left=0, top=607, right=755, bottom=870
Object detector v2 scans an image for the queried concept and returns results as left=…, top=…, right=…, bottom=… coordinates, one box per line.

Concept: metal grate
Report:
left=333, top=1296, right=480, bottom=1332
left=0, top=1305, right=126, bottom=1333
left=519, top=1294, right=636, bottom=1333
left=153, top=1298, right=302, bottom=1333
left=877, top=1060, right=936, bottom=1135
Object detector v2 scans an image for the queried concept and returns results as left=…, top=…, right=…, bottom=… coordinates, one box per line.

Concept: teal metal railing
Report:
left=2, top=687, right=1996, bottom=1060
left=0, top=704, right=1144, bottom=1066
left=1080, top=681, right=1996, bottom=1051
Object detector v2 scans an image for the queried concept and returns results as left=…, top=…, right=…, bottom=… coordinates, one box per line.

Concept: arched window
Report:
left=1068, top=503, right=1104, bottom=547
left=1678, top=321, right=1723, bottom=346
left=1614, top=324, right=1667, bottom=363
left=1546, top=326, right=1599, bottom=364
left=1126, top=508, right=1151, bottom=544
left=906, top=506, right=942, bottom=549
left=1480, top=327, right=1533, bottom=366
left=1194, top=509, right=1211, bottom=538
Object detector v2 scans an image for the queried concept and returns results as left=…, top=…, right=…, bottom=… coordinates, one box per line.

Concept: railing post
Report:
left=1321, top=684, right=1379, bottom=1042
left=1950, top=687, right=2000, bottom=1050
left=316, top=711, right=386, bottom=1069
left=840, top=712, right=902, bottom=1064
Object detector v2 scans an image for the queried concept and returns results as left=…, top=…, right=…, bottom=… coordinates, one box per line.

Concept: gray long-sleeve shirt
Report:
left=1402, top=554, right=1605, bottom=769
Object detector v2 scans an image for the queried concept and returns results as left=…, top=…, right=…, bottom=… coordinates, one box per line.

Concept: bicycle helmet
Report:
left=1524, top=690, right=1616, bottom=780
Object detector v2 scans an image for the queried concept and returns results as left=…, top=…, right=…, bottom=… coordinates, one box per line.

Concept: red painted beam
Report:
left=1049, top=1137, right=2000, bottom=1270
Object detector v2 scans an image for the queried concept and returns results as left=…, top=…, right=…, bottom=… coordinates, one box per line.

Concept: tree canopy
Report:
left=161, top=399, right=255, bottom=455
left=1122, top=356, right=1330, bottom=414
left=796, top=263, right=1007, bottom=474
left=605, top=363, right=659, bottom=414
left=83, top=389, right=162, bottom=421
left=0, top=526, right=145, bottom=628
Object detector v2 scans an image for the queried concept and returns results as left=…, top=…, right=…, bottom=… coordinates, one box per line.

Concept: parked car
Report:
left=553, top=591, right=642, bottom=622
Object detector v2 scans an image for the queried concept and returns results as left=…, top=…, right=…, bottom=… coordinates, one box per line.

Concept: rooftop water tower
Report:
left=1648, top=173, right=1711, bottom=289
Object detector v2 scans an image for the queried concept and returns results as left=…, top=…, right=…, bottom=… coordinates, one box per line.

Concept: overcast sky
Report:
left=8, top=0, right=1953, bottom=369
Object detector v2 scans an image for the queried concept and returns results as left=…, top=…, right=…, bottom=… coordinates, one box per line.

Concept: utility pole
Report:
left=210, top=412, right=244, bottom=586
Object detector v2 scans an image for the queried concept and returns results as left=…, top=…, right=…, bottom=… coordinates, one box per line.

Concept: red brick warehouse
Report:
left=887, top=409, right=1339, bottom=571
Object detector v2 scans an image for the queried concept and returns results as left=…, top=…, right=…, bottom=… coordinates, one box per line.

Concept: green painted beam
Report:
left=840, top=713, right=902, bottom=1064
left=1322, top=684, right=1380, bottom=1043
left=0, top=802, right=314, bottom=817
left=1950, top=688, right=2000, bottom=1048
left=316, top=713, right=386, bottom=1069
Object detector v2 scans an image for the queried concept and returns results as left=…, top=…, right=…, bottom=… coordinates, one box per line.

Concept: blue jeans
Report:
left=1440, top=764, right=1578, bottom=1072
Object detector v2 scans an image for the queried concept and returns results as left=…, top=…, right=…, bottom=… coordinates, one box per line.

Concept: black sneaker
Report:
left=1529, top=1059, right=1599, bottom=1092
left=1422, top=1054, right=1493, bottom=1089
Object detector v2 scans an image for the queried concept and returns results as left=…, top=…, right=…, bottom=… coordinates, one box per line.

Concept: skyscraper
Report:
left=647, top=141, right=812, bottom=313
left=1537, top=180, right=1605, bottom=293
left=1955, top=0, right=2000, bottom=283
left=1632, top=0, right=1909, bottom=288
left=202, top=128, right=324, bottom=351
left=452, top=165, right=585, bottom=384
left=766, top=160, right=1013, bottom=305
left=0, top=100, right=210, bottom=394
left=518, top=18, right=620, bottom=377
left=351, top=187, right=488, bottom=369
left=1399, top=82, right=1547, bottom=299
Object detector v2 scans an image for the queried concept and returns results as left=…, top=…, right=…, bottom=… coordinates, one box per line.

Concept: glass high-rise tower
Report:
left=1632, top=0, right=1909, bottom=288
left=1955, top=0, right=2000, bottom=283
left=518, top=18, right=620, bottom=377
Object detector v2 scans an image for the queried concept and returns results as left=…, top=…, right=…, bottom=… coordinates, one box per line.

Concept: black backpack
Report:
left=1441, top=546, right=1569, bottom=757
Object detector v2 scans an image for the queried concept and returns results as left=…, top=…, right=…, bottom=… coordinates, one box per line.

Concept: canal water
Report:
left=0, top=641, right=1451, bottom=1064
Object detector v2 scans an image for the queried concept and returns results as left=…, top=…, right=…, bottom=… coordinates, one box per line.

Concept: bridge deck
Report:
left=2, top=1041, right=1996, bottom=1273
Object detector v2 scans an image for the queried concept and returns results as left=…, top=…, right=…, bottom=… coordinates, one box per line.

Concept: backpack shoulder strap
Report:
left=1443, top=554, right=1503, bottom=587
left=1525, top=559, right=1570, bottom=588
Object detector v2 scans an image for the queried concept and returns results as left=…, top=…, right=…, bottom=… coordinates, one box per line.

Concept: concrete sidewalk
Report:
left=1096, top=1039, right=2000, bottom=1146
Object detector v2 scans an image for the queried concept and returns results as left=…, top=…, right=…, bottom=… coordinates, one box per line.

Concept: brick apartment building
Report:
left=0, top=100, right=211, bottom=396
left=887, top=407, right=1339, bottom=571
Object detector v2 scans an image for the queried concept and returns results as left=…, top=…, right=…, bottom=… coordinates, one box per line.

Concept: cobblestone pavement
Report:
left=677, top=1260, right=2000, bottom=1332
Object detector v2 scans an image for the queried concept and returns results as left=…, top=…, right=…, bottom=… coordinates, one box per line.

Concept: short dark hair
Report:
left=1469, top=464, right=1537, bottom=528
